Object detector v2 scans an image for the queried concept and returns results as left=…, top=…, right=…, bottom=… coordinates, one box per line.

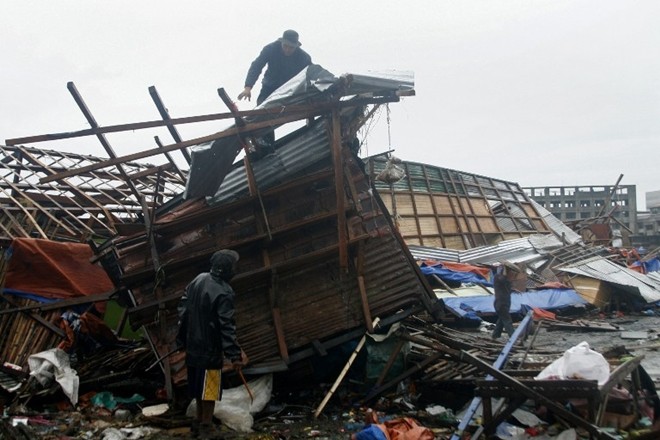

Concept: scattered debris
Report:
left=1, top=66, right=660, bottom=438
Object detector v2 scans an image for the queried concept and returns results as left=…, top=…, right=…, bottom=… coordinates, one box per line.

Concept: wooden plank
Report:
left=413, top=194, right=435, bottom=215
left=0, top=295, right=65, bottom=338
left=8, top=96, right=398, bottom=147
left=148, top=85, right=192, bottom=164
left=39, top=96, right=399, bottom=184
left=0, top=289, right=117, bottom=315
left=357, top=276, right=373, bottom=332
left=268, top=270, right=289, bottom=362
left=331, top=109, right=347, bottom=270
left=67, top=82, right=142, bottom=202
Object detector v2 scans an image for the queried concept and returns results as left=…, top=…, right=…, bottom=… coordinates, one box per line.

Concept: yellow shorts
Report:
left=188, top=366, right=222, bottom=401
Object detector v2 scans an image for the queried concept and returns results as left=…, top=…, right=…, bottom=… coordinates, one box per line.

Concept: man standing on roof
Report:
left=177, top=249, right=246, bottom=438
left=237, top=29, right=312, bottom=105
left=491, top=263, right=517, bottom=339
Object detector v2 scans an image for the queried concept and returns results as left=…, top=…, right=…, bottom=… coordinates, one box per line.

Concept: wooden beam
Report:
left=153, top=136, right=186, bottom=180
left=148, top=85, right=192, bottom=164
left=596, top=355, right=644, bottom=425
left=217, top=87, right=272, bottom=240
left=0, top=295, right=65, bottom=338
left=0, top=289, right=117, bottom=316
left=331, top=109, right=348, bottom=270
left=140, top=195, right=173, bottom=400
left=7, top=96, right=398, bottom=146
left=268, top=269, right=289, bottom=362
left=39, top=96, right=399, bottom=184
left=357, top=276, right=373, bottom=332
left=403, top=333, right=618, bottom=440
left=67, top=82, right=142, bottom=202
left=39, top=111, right=311, bottom=184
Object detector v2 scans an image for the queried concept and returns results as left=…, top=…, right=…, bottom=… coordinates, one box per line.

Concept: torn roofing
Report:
left=207, top=119, right=330, bottom=206
left=409, top=235, right=560, bottom=266
left=183, top=65, right=414, bottom=200
left=529, top=199, right=583, bottom=245
left=557, top=257, right=660, bottom=303
left=0, top=144, right=186, bottom=241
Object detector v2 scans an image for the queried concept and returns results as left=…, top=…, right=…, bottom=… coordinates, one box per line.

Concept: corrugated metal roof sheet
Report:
left=530, top=199, right=582, bottom=245
left=208, top=121, right=330, bottom=205
left=649, top=271, right=660, bottom=286
left=408, top=235, right=561, bottom=266
left=185, top=65, right=415, bottom=199
left=558, top=258, right=660, bottom=303
left=407, top=245, right=460, bottom=262
left=528, top=234, right=564, bottom=252
left=461, top=237, right=537, bottom=265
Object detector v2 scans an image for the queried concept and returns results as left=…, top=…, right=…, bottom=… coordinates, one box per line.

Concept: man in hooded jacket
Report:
left=237, top=29, right=312, bottom=105
left=177, top=249, right=244, bottom=437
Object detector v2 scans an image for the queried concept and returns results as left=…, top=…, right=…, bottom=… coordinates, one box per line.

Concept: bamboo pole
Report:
left=313, top=317, right=380, bottom=418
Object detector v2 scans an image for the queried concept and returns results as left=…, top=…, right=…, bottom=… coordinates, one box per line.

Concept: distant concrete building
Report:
left=635, top=190, right=660, bottom=244
left=522, top=184, right=637, bottom=233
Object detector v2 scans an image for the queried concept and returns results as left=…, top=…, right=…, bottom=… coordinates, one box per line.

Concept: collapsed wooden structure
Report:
left=2, top=66, right=442, bottom=397
left=2, top=66, right=659, bottom=437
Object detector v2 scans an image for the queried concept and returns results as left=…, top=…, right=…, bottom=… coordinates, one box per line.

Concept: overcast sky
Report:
left=2, top=1, right=658, bottom=209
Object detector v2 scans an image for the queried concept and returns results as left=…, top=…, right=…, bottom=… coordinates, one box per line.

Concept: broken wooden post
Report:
left=148, top=85, right=192, bottom=164
left=66, top=81, right=142, bottom=202
left=217, top=87, right=273, bottom=241
left=331, top=108, right=348, bottom=270
left=314, top=317, right=380, bottom=418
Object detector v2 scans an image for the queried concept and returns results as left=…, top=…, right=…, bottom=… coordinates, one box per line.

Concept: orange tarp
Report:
left=423, top=260, right=491, bottom=281
left=4, top=238, right=113, bottom=299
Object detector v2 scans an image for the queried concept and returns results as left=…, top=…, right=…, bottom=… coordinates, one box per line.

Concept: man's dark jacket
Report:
left=244, top=40, right=312, bottom=99
left=493, top=273, right=513, bottom=313
left=177, top=272, right=241, bottom=369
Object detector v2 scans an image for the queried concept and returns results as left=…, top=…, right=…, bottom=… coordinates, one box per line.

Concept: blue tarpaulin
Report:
left=420, top=265, right=492, bottom=286
left=632, top=258, right=660, bottom=274
left=442, top=289, right=587, bottom=317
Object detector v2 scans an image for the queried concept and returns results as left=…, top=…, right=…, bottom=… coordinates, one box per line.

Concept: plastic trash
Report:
left=535, top=341, right=610, bottom=385
left=187, top=374, right=273, bottom=432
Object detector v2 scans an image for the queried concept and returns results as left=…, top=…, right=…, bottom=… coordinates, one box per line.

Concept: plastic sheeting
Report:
left=632, top=258, right=660, bottom=274
left=28, top=348, right=79, bottom=405
left=441, top=289, right=588, bottom=317
left=4, top=238, right=114, bottom=300
left=420, top=262, right=492, bottom=286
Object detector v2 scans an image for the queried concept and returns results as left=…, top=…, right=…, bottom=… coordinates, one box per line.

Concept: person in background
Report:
left=238, top=29, right=312, bottom=105
left=177, top=249, right=245, bottom=438
left=491, top=262, right=518, bottom=339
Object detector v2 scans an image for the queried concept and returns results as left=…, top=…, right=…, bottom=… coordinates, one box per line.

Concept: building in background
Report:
left=523, top=184, right=637, bottom=234
left=635, top=190, right=660, bottom=248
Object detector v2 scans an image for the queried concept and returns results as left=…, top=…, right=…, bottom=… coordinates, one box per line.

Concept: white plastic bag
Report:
left=187, top=374, right=272, bottom=432
left=535, top=341, right=610, bottom=385
left=28, top=348, right=79, bottom=405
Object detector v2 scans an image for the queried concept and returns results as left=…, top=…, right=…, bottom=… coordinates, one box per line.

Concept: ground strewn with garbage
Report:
left=2, top=68, right=660, bottom=439
left=3, top=312, right=660, bottom=439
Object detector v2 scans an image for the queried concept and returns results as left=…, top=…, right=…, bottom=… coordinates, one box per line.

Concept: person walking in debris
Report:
left=491, top=262, right=518, bottom=339
left=237, top=29, right=312, bottom=105
left=177, top=249, right=246, bottom=438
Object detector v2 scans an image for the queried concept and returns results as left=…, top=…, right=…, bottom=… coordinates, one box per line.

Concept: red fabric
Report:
left=58, top=311, right=119, bottom=352
left=377, top=418, right=434, bottom=440
left=628, top=265, right=645, bottom=274
left=5, top=238, right=114, bottom=299
left=532, top=307, right=556, bottom=321
left=423, top=260, right=491, bottom=281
